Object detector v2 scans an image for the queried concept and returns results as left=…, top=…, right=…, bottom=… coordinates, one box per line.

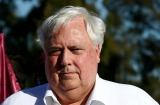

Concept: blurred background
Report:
left=0, top=0, right=160, bottom=103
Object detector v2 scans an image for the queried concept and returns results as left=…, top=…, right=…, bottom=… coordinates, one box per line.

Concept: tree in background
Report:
left=0, top=0, right=160, bottom=102
left=102, top=0, right=160, bottom=101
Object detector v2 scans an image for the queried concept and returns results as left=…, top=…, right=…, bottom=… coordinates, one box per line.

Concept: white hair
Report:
left=37, top=6, right=106, bottom=51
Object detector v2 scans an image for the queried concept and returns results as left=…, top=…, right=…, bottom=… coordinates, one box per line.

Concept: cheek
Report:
left=75, top=53, right=98, bottom=78
left=45, top=56, right=58, bottom=69
left=45, top=57, right=59, bottom=82
left=75, top=56, right=97, bottom=87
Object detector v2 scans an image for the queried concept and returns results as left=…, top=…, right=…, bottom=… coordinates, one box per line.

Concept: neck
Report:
left=59, top=91, right=91, bottom=105
left=57, top=84, right=94, bottom=105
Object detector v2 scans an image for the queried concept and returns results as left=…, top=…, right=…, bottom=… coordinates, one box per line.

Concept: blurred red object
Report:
left=0, top=33, right=21, bottom=103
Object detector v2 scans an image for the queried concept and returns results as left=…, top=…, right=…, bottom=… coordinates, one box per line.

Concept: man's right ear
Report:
left=95, top=45, right=100, bottom=63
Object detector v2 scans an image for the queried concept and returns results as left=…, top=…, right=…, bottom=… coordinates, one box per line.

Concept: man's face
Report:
left=44, top=17, right=100, bottom=101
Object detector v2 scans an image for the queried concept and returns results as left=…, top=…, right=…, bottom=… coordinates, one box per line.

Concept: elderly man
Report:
left=2, top=6, right=159, bottom=105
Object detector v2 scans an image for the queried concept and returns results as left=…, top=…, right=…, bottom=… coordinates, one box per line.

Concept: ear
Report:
left=95, top=45, right=101, bottom=63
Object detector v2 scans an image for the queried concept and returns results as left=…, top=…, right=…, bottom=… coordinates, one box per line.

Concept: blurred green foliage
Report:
left=0, top=0, right=160, bottom=103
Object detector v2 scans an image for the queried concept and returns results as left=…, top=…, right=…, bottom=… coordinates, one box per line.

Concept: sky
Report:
left=14, top=0, right=39, bottom=17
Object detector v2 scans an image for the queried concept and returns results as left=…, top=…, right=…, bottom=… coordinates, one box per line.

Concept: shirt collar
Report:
left=43, top=74, right=105, bottom=105
left=43, top=85, right=60, bottom=105
left=86, top=74, right=106, bottom=105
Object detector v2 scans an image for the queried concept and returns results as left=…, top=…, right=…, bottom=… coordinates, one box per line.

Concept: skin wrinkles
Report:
left=44, top=17, right=100, bottom=105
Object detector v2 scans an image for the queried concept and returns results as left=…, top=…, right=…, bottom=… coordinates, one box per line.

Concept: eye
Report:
left=48, top=49, right=61, bottom=56
left=71, top=48, right=80, bottom=51
left=70, top=47, right=82, bottom=54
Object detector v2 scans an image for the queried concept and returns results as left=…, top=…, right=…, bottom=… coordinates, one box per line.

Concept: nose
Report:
left=60, top=49, right=72, bottom=66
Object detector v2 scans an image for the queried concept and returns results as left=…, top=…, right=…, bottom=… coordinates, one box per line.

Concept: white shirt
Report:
left=1, top=75, right=159, bottom=105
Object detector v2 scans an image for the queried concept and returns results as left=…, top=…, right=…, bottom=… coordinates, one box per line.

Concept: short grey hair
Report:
left=37, top=6, right=106, bottom=51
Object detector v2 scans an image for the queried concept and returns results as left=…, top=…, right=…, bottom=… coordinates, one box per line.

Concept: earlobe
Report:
left=97, top=57, right=100, bottom=63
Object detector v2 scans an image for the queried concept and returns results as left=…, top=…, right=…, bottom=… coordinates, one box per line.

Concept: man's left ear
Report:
left=95, top=45, right=100, bottom=63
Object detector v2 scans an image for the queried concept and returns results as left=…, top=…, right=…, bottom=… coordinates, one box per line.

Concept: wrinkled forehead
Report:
left=44, top=17, right=93, bottom=47
left=43, top=16, right=91, bottom=48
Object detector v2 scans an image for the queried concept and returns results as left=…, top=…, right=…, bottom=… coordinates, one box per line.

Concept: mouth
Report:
left=59, top=72, right=78, bottom=80
left=59, top=72, right=77, bottom=76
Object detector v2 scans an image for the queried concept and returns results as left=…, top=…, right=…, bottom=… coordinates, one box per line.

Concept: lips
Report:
left=59, top=72, right=77, bottom=80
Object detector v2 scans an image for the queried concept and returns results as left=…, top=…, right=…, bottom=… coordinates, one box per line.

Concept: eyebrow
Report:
left=68, top=45, right=85, bottom=49
left=48, top=44, right=85, bottom=50
left=49, top=46, right=62, bottom=50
